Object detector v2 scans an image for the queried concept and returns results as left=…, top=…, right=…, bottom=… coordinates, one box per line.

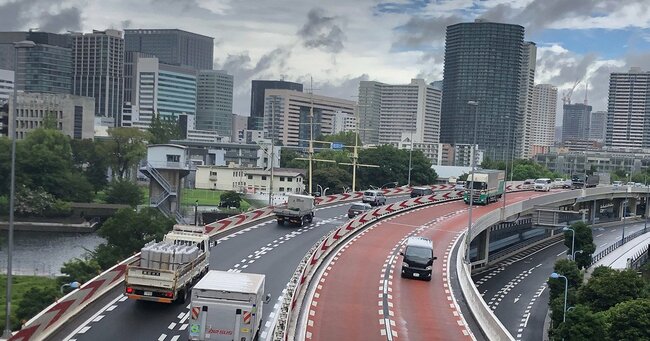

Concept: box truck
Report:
left=274, top=194, right=315, bottom=226
left=463, top=170, right=506, bottom=205
left=189, top=270, right=271, bottom=341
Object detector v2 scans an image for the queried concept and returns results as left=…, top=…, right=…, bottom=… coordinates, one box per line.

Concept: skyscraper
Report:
left=358, top=79, right=441, bottom=146
left=439, top=20, right=526, bottom=161
left=519, top=42, right=537, bottom=159
left=606, top=67, right=650, bottom=148
left=531, top=84, right=558, bottom=148
left=196, top=70, right=234, bottom=136
left=562, top=103, right=592, bottom=142
left=124, top=29, right=214, bottom=71
left=249, top=80, right=303, bottom=130
left=590, top=111, right=607, bottom=142
left=71, top=29, right=124, bottom=122
left=0, top=31, right=72, bottom=94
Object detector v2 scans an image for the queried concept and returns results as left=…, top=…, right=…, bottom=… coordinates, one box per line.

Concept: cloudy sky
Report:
left=3, top=0, right=650, bottom=125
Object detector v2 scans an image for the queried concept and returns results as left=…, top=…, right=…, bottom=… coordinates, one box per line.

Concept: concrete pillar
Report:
left=475, top=228, right=490, bottom=262
left=628, top=198, right=637, bottom=216
left=613, top=199, right=623, bottom=219
left=591, top=200, right=597, bottom=223
left=645, top=195, right=650, bottom=218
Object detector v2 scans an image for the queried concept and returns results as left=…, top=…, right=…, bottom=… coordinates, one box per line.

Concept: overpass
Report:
left=8, top=184, right=648, bottom=341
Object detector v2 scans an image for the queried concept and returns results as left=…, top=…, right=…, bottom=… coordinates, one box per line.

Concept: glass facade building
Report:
left=196, top=70, right=234, bottom=136
left=439, top=20, right=526, bottom=161
left=124, top=29, right=214, bottom=71
left=157, top=67, right=197, bottom=117
left=249, top=80, right=303, bottom=130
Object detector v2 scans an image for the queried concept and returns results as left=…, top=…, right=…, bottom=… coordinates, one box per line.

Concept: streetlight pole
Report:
left=268, top=98, right=275, bottom=205
left=572, top=249, right=583, bottom=261
left=550, top=272, right=569, bottom=323
left=407, top=116, right=414, bottom=187
left=563, top=226, right=575, bottom=260
left=466, top=100, right=479, bottom=263
left=4, top=40, right=35, bottom=339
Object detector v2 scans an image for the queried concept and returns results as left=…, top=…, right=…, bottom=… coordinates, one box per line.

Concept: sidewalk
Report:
left=587, top=230, right=650, bottom=279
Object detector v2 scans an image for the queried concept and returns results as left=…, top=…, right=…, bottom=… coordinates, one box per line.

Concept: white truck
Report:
left=273, top=194, right=315, bottom=226
left=125, top=224, right=211, bottom=304
left=188, top=270, right=271, bottom=341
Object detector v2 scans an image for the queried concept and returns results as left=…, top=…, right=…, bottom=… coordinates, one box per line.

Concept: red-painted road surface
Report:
left=305, top=191, right=547, bottom=341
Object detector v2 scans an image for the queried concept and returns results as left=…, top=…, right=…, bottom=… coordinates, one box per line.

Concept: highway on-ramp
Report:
left=303, top=191, right=544, bottom=341
left=51, top=196, right=408, bottom=341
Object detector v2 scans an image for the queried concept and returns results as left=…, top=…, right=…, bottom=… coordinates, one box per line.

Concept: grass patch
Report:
left=0, top=275, right=58, bottom=330
left=181, top=188, right=223, bottom=206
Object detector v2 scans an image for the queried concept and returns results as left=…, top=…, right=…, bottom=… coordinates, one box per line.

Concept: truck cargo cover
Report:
left=194, top=270, right=264, bottom=293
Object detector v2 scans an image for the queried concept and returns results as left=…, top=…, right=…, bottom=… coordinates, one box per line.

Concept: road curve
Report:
left=305, top=191, right=541, bottom=341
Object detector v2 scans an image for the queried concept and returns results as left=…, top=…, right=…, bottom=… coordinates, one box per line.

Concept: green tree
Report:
left=320, top=131, right=361, bottom=148
left=0, top=137, right=11, bottom=196
left=357, top=145, right=436, bottom=189
left=554, top=305, right=607, bottom=340
left=578, top=268, right=648, bottom=312
left=280, top=148, right=302, bottom=168
left=148, top=113, right=182, bottom=144
left=41, top=111, right=58, bottom=130
left=93, top=243, right=123, bottom=270
left=564, top=221, right=597, bottom=269
left=605, top=299, right=650, bottom=341
left=98, top=207, right=175, bottom=260
left=15, top=286, right=59, bottom=325
left=549, top=259, right=583, bottom=301
left=59, top=257, right=102, bottom=285
left=312, top=167, right=351, bottom=194
left=17, top=128, right=93, bottom=202
left=71, top=139, right=109, bottom=193
left=105, top=180, right=144, bottom=207
left=14, top=186, right=72, bottom=217
left=106, top=127, right=149, bottom=179
left=220, top=191, right=242, bottom=208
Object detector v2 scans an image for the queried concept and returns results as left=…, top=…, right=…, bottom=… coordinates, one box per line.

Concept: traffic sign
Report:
left=331, top=142, right=344, bottom=150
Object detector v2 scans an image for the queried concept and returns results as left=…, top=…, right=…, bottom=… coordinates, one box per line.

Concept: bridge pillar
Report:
left=613, top=198, right=624, bottom=219
left=590, top=200, right=598, bottom=223
left=628, top=197, right=638, bottom=215
left=475, top=228, right=490, bottom=262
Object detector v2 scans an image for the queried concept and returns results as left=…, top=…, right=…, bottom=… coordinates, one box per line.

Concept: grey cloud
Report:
left=0, top=0, right=82, bottom=32
left=392, top=15, right=463, bottom=50
left=217, top=47, right=293, bottom=114
left=39, top=7, right=82, bottom=33
left=297, top=8, right=346, bottom=53
left=296, top=74, right=370, bottom=100
left=121, top=20, right=132, bottom=29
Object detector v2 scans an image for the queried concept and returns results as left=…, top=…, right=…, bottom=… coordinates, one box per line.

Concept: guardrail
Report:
left=590, top=228, right=647, bottom=265
left=274, top=190, right=465, bottom=340
left=628, top=244, right=650, bottom=270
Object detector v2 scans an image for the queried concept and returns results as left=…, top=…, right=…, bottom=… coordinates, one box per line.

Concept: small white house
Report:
left=195, top=164, right=305, bottom=194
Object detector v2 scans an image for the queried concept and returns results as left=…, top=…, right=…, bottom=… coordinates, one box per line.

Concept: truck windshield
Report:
left=466, top=182, right=486, bottom=190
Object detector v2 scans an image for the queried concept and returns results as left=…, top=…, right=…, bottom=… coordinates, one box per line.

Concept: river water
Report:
left=0, top=231, right=105, bottom=277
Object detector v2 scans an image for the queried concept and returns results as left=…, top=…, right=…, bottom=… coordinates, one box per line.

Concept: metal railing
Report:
left=590, top=228, right=648, bottom=266
left=145, top=162, right=175, bottom=195
left=150, top=190, right=170, bottom=207
left=628, top=244, right=650, bottom=270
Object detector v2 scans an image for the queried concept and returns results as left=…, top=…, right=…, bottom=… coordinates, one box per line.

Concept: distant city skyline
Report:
left=1, top=1, right=648, bottom=122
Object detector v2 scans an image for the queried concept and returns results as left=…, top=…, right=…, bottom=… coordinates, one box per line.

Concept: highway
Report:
left=51, top=196, right=409, bottom=341
left=473, top=221, right=648, bottom=341
left=303, top=191, right=542, bottom=340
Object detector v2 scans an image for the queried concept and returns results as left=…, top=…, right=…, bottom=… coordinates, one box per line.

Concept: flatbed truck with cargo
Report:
left=274, top=194, right=315, bottom=226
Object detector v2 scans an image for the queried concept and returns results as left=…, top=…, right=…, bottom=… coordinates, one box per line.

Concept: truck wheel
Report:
left=277, top=220, right=285, bottom=226
left=176, top=289, right=188, bottom=304
left=308, top=214, right=313, bottom=223
left=301, top=216, right=308, bottom=226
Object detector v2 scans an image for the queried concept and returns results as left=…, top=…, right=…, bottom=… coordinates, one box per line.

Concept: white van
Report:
left=534, top=178, right=552, bottom=192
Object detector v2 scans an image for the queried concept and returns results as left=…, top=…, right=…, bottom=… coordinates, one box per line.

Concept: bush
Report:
left=59, top=257, right=102, bottom=285
left=43, top=200, right=72, bottom=218
left=15, top=286, right=59, bottom=325
left=220, top=191, right=242, bottom=208
left=105, top=180, right=144, bottom=207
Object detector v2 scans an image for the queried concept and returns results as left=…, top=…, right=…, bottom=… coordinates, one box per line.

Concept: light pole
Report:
left=407, top=116, right=414, bottom=187
left=4, top=40, right=35, bottom=339
left=645, top=177, right=648, bottom=233
left=622, top=197, right=628, bottom=241
left=465, top=100, right=479, bottom=263
left=572, top=249, right=583, bottom=261
left=550, top=272, right=568, bottom=323
left=563, top=226, right=575, bottom=260
left=60, top=281, right=80, bottom=294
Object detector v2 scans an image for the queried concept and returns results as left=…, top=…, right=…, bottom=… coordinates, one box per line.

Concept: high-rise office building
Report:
left=0, top=31, right=72, bottom=94
left=519, top=42, right=537, bottom=159
left=562, top=103, right=592, bottom=142
left=439, top=20, right=526, bottom=161
left=531, top=84, right=558, bottom=148
left=196, top=70, right=233, bottom=136
left=249, top=80, right=303, bottom=130
left=263, top=89, right=355, bottom=147
left=358, top=79, right=441, bottom=146
left=124, top=29, right=214, bottom=71
left=606, top=67, right=650, bottom=148
left=120, top=53, right=197, bottom=128
left=71, top=29, right=124, bottom=122
left=590, top=110, right=607, bottom=142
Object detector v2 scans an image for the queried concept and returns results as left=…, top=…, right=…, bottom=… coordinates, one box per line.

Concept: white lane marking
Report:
left=179, top=324, right=188, bottom=331
left=595, top=233, right=603, bottom=237
left=63, top=294, right=124, bottom=340
left=106, top=305, right=117, bottom=312
left=78, top=326, right=91, bottom=334
left=92, top=315, right=104, bottom=322
left=158, top=334, right=167, bottom=341
left=168, top=322, right=176, bottom=329
left=600, top=243, right=608, bottom=248
left=170, top=336, right=180, bottom=341
left=556, top=251, right=565, bottom=257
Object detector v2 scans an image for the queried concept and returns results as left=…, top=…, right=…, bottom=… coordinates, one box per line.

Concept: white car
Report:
left=533, top=178, right=552, bottom=192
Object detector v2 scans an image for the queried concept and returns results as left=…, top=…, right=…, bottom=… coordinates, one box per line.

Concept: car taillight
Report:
left=165, top=291, right=174, bottom=298
left=125, top=287, right=133, bottom=294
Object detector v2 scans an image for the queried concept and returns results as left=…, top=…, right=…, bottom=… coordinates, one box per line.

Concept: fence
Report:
left=628, top=244, right=650, bottom=270
left=589, top=228, right=648, bottom=266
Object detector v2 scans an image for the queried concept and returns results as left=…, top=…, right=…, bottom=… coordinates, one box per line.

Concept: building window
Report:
left=261, top=176, right=267, bottom=181
left=247, top=175, right=253, bottom=180
left=279, top=187, right=285, bottom=192
left=280, top=177, right=285, bottom=181
left=73, top=105, right=83, bottom=139
left=287, top=178, right=293, bottom=182
left=166, top=154, right=180, bottom=163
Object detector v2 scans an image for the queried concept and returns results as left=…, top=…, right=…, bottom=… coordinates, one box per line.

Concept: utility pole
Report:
left=339, top=103, right=379, bottom=191
left=466, top=100, right=479, bottom=264
left=309, top=78, right=315, bottom=195
left=268, top=98, right=275, bottom=205
left=407, top=125, right=414, bottom=187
